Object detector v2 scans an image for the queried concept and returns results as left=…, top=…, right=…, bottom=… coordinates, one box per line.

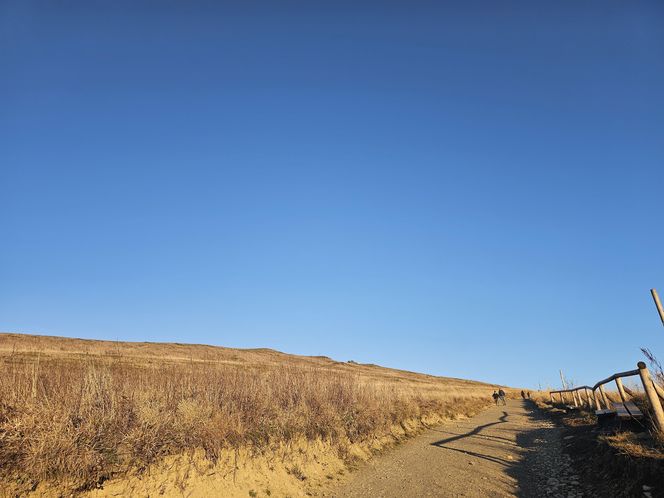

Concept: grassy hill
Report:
left=0, top=332, right=501, bottom=497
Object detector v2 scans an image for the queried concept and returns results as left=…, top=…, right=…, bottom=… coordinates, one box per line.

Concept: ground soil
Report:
left=329, top=399, right=587, bottom=497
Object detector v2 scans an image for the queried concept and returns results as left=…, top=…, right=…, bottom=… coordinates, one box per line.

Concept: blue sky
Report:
left=2, top=1, right=663, bottom=388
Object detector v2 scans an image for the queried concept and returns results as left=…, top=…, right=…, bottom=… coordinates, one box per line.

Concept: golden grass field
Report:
left=0, top=332, right=505, bottom=497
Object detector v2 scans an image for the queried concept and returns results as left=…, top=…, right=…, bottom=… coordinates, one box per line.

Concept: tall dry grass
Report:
left=642, top=348, right=664, bottom=386
left=0, top=347, right=490, bottom=492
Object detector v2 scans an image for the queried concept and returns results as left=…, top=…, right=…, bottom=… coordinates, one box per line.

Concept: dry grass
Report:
left=0, top=333, right=496, bottom=493
left=604, top=431, right=664, bottom=459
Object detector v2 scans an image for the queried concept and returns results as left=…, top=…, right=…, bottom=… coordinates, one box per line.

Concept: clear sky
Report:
left=2, top=1, right=664, bottom=389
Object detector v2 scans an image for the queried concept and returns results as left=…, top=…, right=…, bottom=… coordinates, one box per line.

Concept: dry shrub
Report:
left=0, top=351, right=490, bottom=491
left=642, top=348, right=664, bottom=387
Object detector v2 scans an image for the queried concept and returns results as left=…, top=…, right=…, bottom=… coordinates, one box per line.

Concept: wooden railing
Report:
left=549, top=362, right=664, bottom=431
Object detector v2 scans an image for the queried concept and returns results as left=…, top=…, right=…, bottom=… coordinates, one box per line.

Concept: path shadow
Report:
left=430, top=411, right=512, bottom=466
left=430, top=400, right=564, bottom=496
left=504, top=400, right=563, bottom=497
left=429, top=427, right=516, bottom=445
left=431, top=411, right=508, bottom=445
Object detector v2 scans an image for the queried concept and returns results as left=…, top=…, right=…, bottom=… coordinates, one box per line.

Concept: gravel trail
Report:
left=330, top=399, right=584, bottom=497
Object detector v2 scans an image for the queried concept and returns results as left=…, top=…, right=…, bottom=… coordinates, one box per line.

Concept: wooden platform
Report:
left=594, top=401, right=643, bottom=420
left=616, top=401, right=643, bottom=419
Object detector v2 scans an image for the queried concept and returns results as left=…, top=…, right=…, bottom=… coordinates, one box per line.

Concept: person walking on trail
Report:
left=492, top=391, right=499, bottom=405
left=498, top=388, right=506, bottom=405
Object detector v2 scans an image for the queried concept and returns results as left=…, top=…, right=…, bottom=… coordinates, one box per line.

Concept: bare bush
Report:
left=642, top=348, right=664, bottom=387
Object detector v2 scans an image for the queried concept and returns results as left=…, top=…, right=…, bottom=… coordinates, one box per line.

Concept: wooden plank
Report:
left=595, top=403, right=642, bottom=420
left=595, top=409, right=616, bottom=416
left=615, top=401, right=643, bottom=419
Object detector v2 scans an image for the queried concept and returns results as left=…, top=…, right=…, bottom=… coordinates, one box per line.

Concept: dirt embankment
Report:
left=8, top=408, right=489, bottom=498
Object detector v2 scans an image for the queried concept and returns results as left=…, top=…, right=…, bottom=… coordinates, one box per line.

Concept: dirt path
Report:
left=329, top=399, right=585, bottom=497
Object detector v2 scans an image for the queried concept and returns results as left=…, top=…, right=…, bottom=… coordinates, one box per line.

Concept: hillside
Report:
left=0, top=332, right=491, bottom=390
left=0, top=332, right=501, bottom=497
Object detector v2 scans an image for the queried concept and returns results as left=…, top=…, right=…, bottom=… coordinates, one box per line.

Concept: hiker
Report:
left=492, top=391, right=499, bottom=405
left=498, top=388, right=506, bottom=405
left=521, top=390, right=526, bottom=399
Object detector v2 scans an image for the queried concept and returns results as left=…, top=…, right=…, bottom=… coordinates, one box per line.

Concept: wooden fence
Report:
left=549, top=361, right=664, bottom=431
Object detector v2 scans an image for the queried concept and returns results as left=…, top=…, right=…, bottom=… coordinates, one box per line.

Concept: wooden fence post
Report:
left=651, top=289, right=664, bottom=327
left=615, top=377, right=628, bottom=404
left=572, top=390, right=579, bottom=407
left=598, top=385, right=611, bottom=409
left=637, top=361, right=664, bottom=431
left=652, top=381, right=664, bottom=402
left=550, top=392, right=554, bottom=403
left=592, top=388, right=601, bottom=410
